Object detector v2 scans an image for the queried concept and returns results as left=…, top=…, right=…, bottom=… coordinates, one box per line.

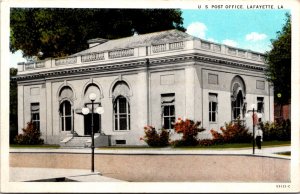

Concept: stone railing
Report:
left=198, top=39, right=265, bottom=62
left=55, top=56, right=77, bottom=66
left=81, top=52, right=105, bottom=62
left=35, top=61, right=45, bottom=68
left=152, top=41, right=185, bottom=53
left=24, top=62, right=35, bottom=70
left=169, top=41, right=184, bottom=50
left=212, top=44, right=221, bottom=52
left=108, top=48, right=134, bottom=59
left=152, top=44, right=167, bottom=53
left=201, top=41, right=211, bottom=50
left=18, top=38, right=265, bottom=72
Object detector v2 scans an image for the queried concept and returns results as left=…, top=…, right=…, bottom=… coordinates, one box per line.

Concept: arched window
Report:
left=231, top=76, right=246, bottom=120
left=114, top=96, right=130, bottom=131
left=59, top=100, right=73, bottom=131
left=112, top=81, right=131, bottom=131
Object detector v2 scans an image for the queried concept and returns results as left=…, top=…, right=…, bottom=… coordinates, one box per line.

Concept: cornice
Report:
left=149, top=53, right=265, bottom=72
left=14, top=53, right=265, bottom=82
left=15, top=59, right=148, bottom=82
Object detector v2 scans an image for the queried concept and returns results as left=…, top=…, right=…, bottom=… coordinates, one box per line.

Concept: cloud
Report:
left=222, top=39, right=238, bottom=47
left=207, top=38, right=218, bottom=43
left=186, top=22, right=207, bottom=39
left=245, top=32, right=267, bottom=41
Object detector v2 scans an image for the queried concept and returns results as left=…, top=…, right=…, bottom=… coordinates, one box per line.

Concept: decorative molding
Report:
left=15, top=54, right=265, bottom=82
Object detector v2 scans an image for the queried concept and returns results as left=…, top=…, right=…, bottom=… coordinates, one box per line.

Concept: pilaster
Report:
left=46, top=81, right=53, bottom=137
left=137, top=71, right=149, bottom=128
left=17, top=85, right=24, bottom=133
left=185, top=66, right=195, bottom=120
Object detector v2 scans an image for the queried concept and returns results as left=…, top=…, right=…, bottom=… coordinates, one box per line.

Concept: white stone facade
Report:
left=16, top=30, right=274, bottom=146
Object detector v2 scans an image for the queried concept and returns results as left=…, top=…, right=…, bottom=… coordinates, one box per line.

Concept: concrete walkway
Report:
left=10, top=167, right=125, bottom=182
left=10, top=145, right=291, bottom=159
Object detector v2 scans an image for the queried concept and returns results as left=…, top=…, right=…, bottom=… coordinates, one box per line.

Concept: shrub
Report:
left=173, top=118, right=205, bottom=146
left=259, top=119, right=291, bottom=141
left=142, top=126, right=170, bottom=147
left=14, top=122, right=44, bottom=145
left=198, top=139, right=216, bottom=146
left=210, top=118, right=252, bottom=144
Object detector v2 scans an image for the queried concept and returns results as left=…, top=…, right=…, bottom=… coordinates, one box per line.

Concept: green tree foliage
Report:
left=10, top=68, right=18, bottom=143
left=265, top=13, right=291, bottom=105
left=10, top=8, right=185, bottom=59
left=259, top=119, right=291, bottom=141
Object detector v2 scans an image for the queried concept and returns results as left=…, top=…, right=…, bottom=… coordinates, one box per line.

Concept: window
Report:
left=209, top=94, right=218, bottom=122
left=161, top=93, right=175, bottom=129
left=114, top=96, right=130, bottom=131
left=257, top=97, right=264, bottom=113
left=60, top=101, right=72, bottom=131
left=233, top=90, right=244, bottom=120
left=31, top=103, right=40, bottom=130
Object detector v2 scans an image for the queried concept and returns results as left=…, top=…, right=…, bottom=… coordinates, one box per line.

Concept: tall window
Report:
left=233, top=90, right=243, bottom=119
left=60, top=101, right=72, bottom=131
left=257, top=97, right=264, bottom=113
left=31, top=103, right=40, bottom=130
left=209, top=93, right=218, bottom=122
left=114, top=96, right=130, bottom=131
left=161, top=93, right=175, bottom=129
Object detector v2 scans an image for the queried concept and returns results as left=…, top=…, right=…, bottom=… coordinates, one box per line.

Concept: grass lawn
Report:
left=10, top=140, right=290, bottom=150
left=275, top=151, right=291, bottom=156
left=98, top=140, right=291, bottom=150
left=10, top=144, right=60, bottom=149
left=175, top=140, right=290, bottom=149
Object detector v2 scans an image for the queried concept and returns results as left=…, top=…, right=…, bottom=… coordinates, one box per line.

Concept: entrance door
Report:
left=84, top=114, right=100, bottom=136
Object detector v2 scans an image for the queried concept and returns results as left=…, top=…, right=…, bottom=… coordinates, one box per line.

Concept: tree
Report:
left=10, top=68, right=18, bottom=143
left=265, top=13, right=291, bottom=108
left=10, top=8, right=185, bottom=60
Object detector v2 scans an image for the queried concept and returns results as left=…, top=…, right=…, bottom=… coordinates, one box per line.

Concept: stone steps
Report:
left=60, top=136, right=92, bottom=148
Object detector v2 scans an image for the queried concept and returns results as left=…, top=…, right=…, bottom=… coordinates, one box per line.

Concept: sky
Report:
left=182, top=9, right=289, bottom=52
left=10, top=9, right=289, bottom=68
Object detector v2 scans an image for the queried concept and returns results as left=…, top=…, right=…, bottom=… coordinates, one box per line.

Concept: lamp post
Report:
left=246, top=104, right=262, bottom=155
left=82, top=93, right=104, bottom=172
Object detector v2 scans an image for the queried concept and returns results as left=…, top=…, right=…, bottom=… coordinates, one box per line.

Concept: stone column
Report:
left=185, top=66, right=195, bottom=120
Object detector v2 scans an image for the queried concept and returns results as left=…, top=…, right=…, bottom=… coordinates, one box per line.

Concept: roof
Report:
left=74, top=29, right=194, bottom=55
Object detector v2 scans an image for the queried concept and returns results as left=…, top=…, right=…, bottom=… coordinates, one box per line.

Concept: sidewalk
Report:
left=10, top=167, right=125, bottom=182
left=10, top=145, right=291, bottom=159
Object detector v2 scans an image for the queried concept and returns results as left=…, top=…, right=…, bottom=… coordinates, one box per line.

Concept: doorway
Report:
left=84, top=114, right=101, bottom=136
